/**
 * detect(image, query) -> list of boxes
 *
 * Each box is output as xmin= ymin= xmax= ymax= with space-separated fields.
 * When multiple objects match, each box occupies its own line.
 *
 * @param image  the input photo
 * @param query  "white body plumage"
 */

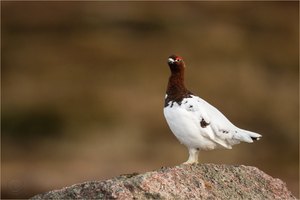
xmin=164 ymin=95 xmax=261 ymax=163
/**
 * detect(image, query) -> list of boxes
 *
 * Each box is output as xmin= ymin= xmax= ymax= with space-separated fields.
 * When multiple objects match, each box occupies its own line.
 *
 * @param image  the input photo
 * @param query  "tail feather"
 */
xmin=251 ymin=136 xmax=260 ymax=141
xmin=242 ymin=129 xmax=262 ymax=142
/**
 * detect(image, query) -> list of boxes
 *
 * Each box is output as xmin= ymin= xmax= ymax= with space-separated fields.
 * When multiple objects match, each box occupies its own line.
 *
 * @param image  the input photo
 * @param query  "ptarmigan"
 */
xmin=163 ymin=54 xmax=262 ymax=164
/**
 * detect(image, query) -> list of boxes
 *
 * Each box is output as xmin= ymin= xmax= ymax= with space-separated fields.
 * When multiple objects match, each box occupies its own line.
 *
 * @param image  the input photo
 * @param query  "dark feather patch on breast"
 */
xmin=164 ymin=92 xmax=192 ymax=107
xmin=200 ymin=118 xmax=210 ymax=128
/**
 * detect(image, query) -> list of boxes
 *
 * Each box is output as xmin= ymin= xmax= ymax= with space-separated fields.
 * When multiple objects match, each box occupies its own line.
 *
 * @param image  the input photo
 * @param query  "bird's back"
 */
xmin=195 ymin=95 xmax=261 ymax=146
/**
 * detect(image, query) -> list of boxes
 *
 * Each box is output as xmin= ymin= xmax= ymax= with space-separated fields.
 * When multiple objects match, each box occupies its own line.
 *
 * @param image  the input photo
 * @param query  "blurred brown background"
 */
xmin=1 ymin=1 xmax=299 ymax=199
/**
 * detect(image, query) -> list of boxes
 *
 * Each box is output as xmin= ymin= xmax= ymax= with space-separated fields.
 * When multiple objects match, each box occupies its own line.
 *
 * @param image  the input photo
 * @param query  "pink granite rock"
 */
xmin=31 ymin=164 xmax=296 ymax=199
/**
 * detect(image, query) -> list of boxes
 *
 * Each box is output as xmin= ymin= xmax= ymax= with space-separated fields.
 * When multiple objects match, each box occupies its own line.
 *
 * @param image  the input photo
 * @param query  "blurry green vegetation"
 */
xmin=1 ymin=1 xmax=299 ymax=199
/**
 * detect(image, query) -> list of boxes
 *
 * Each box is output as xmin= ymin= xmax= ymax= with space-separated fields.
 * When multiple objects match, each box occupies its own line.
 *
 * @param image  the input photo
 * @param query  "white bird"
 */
xmin=163 ymin=55 xmax=262 ymax=164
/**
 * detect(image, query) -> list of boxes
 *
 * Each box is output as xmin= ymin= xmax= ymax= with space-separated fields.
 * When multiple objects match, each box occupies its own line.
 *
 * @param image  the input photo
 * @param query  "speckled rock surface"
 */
xmin=31 ymin=164 xmax=296 ymax=199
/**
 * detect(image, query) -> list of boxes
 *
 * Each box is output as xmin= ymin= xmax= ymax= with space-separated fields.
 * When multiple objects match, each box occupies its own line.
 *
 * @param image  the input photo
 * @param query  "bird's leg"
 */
xmin=183 ymin=148 xmax=199 ymax=164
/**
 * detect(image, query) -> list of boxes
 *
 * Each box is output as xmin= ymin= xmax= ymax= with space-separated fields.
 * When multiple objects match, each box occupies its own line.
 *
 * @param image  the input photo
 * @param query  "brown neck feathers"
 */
xmin=165 ymin=70 xmax=192 ymax=107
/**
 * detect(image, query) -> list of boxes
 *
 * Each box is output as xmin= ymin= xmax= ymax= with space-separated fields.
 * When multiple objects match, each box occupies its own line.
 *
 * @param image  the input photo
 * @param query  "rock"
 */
xmin=31 ymin=164 xmax=296 ymax=199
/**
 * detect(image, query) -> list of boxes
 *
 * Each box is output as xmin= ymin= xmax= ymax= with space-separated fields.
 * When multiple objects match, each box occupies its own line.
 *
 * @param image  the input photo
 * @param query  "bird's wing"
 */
xmin=183 ymin=95 xmax=261 ymax=148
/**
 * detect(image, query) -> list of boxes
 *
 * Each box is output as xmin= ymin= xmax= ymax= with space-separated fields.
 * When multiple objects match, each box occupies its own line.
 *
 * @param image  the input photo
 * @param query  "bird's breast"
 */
xmin=164 ymin=103 xmax=207 ymax=146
